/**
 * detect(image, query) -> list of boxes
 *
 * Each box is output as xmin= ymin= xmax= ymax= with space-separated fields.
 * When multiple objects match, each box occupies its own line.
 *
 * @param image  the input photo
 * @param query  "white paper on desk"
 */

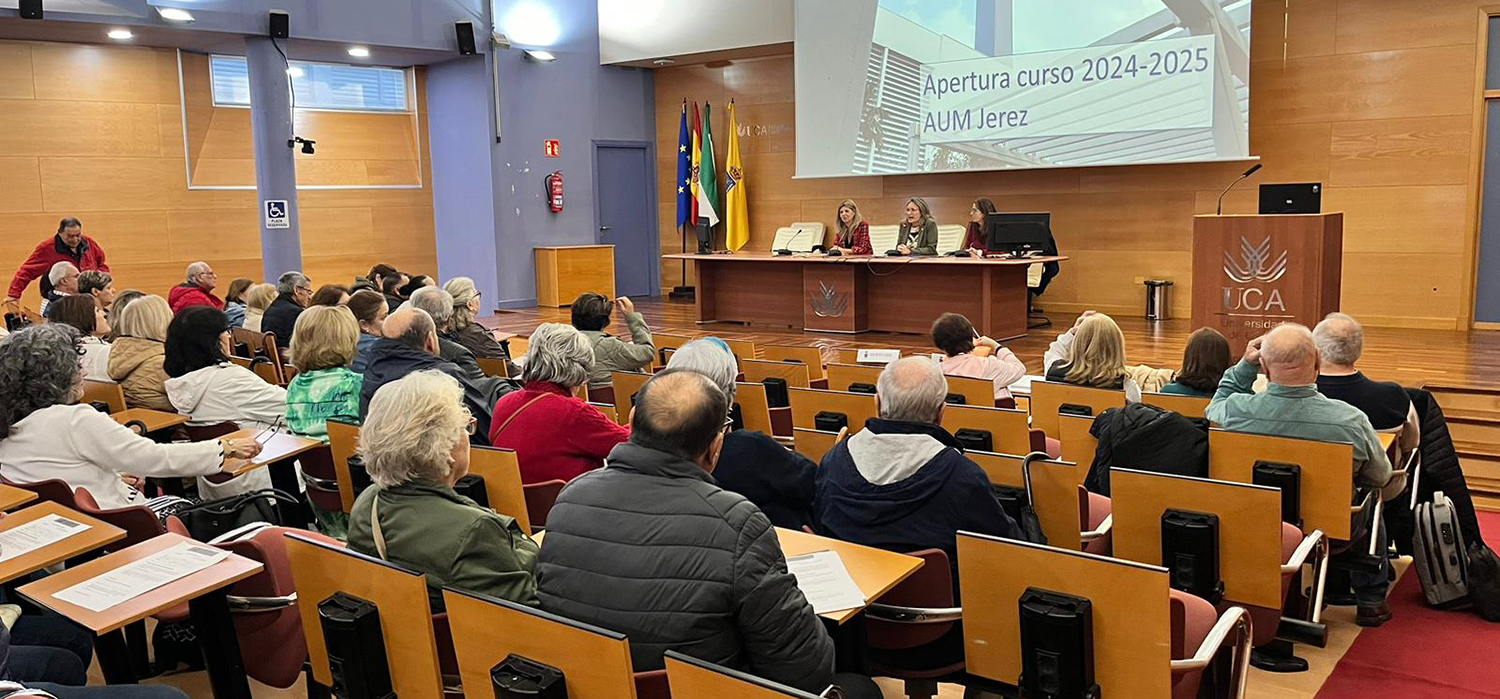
xmin=54 ymin=543 xmax=228 ymax=613
xmin=1009 ymin=374 xmax=1043 ymax=396
xmin=856 ymin=348 xmax=900 ymax=365
xmin=786 ymin=550 xmax=865 ymax=615
xmin=0 ymin=514 xmax=90 ymax=563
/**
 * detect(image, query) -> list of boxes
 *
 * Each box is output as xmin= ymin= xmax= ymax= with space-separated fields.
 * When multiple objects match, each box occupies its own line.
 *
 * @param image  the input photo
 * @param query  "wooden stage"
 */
xmin=484 ymin=296 xmax=1500 ymax=391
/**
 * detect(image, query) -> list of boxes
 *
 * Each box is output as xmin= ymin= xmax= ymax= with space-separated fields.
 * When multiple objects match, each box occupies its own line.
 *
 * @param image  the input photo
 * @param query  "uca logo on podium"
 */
xmin=810 ymin=281 xmax=849 ymax=318
xmin=1222 ymin=236 xmax=1289 ymax=314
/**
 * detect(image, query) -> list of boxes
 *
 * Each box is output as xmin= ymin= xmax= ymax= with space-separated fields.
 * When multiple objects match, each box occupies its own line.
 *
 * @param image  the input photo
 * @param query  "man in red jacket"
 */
xmin=167 ymin=261 xmax=224 ymax=314
xmin=4 ymin=218 xmax=109 ymax=307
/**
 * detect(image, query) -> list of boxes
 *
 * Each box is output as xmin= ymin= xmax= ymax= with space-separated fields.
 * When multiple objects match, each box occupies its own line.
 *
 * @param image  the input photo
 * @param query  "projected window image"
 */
xmin=796 ymin=0 xmax=1251 ymax=177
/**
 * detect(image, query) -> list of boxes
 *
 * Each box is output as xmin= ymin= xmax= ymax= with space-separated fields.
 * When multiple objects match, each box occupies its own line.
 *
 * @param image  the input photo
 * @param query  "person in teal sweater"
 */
xmin=1206 ymin=324 xmax=1396 ymax=627
xmin=1157 ymin=327 xmax=1232 ymax=397
xmin=285 ymin=306 xmax=364 ymax=538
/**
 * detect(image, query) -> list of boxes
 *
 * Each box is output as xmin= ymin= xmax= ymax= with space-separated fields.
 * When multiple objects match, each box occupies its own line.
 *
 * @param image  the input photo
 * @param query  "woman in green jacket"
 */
xmin=895 ymin=197 xmax=939 ymax=256
xmin=285 ymin=305 xmax=364 ymax=538
xmin=347 ymin=369 xmax=539 ymax=611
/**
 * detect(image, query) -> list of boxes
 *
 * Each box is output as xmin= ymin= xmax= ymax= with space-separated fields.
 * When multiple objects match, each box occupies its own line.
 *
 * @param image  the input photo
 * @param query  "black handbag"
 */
xmin=173 ymin=488 xmax=298 ymax=541
xmin=1017 ymin=452 xmax=1049 ymax=545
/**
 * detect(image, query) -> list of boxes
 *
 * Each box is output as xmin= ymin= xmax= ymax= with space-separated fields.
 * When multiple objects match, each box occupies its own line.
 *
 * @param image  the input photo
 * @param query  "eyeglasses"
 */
xmin=465 ymin=416 xmax=478 ymax=435
xmin=722 ymin=414 xmax=735 ymax=435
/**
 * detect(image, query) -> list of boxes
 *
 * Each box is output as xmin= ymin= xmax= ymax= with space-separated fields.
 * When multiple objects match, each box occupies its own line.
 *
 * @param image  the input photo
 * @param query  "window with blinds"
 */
xmin=209 ymin=55 xmax=411 ymax=112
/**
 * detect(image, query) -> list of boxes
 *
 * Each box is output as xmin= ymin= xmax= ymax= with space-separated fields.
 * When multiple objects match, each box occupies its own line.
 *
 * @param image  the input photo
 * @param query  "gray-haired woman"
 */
xmin=487 ymin=323 xmax=629 ymax=483
xmin=347 ymin=370 xmax=538 ymax=612
xmin=0 ymin=324 xmax=262 ymax=509
xmin=666 ymin=338 xmax=819 ymax=530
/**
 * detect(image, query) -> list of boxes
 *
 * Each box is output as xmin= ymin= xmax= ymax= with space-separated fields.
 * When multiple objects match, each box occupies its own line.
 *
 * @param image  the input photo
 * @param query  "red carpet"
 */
xmin=1315 ymin=511 xmax=1500 ymax=698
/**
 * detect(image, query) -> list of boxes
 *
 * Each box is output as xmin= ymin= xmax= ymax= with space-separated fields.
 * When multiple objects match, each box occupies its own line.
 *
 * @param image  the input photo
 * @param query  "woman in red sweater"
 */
xmin=961 ymin=197 xmax=998 ymax=255
xmin=829 ymin=200 xmax=872 ymax=255
xmin=489 ymin=322 xmax=629 ymax=483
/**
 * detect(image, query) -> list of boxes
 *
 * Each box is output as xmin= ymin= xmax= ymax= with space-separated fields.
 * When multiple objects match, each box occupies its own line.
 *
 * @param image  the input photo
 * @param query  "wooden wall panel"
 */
xmin=0 ymin=40 xmax=436 ymax=309
xmin=655 ymin=0 xmax=1492 ymax=328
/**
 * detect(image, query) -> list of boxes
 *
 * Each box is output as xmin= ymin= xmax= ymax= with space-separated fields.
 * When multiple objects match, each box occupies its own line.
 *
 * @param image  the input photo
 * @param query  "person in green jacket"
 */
xmin=285 ymin=305 xmax=365 ymax=539
xmin=1157 ymin=327 xmax=1232 ymax=397
xmin=347 ymin=369 xmax=539 ymax=611
xmin=572 ymin=292 xmax=656 ymax=388
xmin=895 ymin=197 xmax=939 ymax=256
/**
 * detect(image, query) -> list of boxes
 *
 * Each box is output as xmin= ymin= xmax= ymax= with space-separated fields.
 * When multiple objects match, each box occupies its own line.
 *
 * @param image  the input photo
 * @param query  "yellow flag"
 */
xmin=724 ymin=101 xmax=749 ymax=252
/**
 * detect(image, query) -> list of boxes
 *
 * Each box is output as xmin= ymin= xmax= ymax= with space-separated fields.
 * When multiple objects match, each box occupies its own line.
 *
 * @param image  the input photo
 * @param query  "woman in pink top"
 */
xmin=931 ymin=312 xmax=1027 ymax=403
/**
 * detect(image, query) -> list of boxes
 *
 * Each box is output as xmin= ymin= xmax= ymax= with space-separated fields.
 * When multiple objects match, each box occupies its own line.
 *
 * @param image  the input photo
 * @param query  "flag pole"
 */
xmin=670 ymin=98 xmax=695 ymax=301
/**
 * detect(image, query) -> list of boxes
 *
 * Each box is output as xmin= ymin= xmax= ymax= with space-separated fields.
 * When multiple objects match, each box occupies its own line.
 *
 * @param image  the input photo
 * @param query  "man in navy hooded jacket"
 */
xmin=815 ymin=356 xmax=1021 ymax=592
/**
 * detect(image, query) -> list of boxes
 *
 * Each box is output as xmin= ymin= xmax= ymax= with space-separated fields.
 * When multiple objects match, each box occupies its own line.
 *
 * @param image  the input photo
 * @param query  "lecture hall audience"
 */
xmin=815 ymin=356 xmax=1021 ymax=585
xmin=104 ymin=289 xmax=145 ymax=342
xmin=1045 ymin=311 xmax=1155 ymax=401
xmin=489 ymin=323 xmax=628 ymax=483
xmin=347 ymin=288 xmax=389 ymax=373
xmin=1207 ymin=324 xmax=1397 ymax=627
xmin=1158 ymin=327 xmax=1232 ymax=397
xmin=347 ymin=370 xmax=539 ymax=611
xmin=0 ymin=324 xmax=262 ymax=510
xmin=571 ymin=292 xmax=655 ymax=388
xmin=380 ymin=272 xmax=408 ymax=311
xmin=162 ymin=306 xmax=283 ymax=497
xmin=410 ymin=286 xmax=489 ymax=381
xmin=667 ymin=339 xmax=819 ymax=530
xmin=45 ymin=295 xmax=112 ymax=383
xmin=353 ymin=263 xmax=398 ymax=294
xmin=76 ymin=270 xmax=115 ymax=312
xmin=106 ymin=294 xmax=175 ymax=411
xmin=537 ymin=370 xmax=879 ymax=699
xmin=931 ymin=311 xmax=1026 ymax=402
xmin=359 ymin=307 xmax=501 ymax=442
xmin=4 ymin=217 xmax=108 ymax=310
xmin=166 ymin=261 xmax=224 ymax=314
xmin=222 ymin=277 xmax=253 ymax=328
xmin=262 ymin=271 xmax=313 ymax=347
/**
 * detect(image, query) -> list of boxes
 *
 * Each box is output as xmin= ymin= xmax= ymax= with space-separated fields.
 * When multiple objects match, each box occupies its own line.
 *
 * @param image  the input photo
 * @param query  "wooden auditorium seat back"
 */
xmin=467 ymin=446 xmax=533 ymax=536
xmin=1029 ymin=381 xmax=1126 ymax=438
xmin=609 ymin=371 xmax=653 ymax=425
xmin=761 ymin=345 xmax=826 ymax=380
xmin=665 ymin=651 xmax=819 ymax=699
xmin=943 ymin=373 xmax=997 ymax=408
xmin=966 ymin=451 xmax=1084 ymax=551
xmin=80 ymin=380 xmax=126 ymax=414
xmin=939 ymin=404 xmax=1031 ymax=456
xmin=720 ymin=338 xmax=757 ymax=367
xmin=788 ymin=388 xmax=878 ymax=434
xmin=1141 ymin=392 xmax=1211 ymax=420
xmin=325 ymin=418 xmax=362 ymax=513
xmin=833 ymin=348 xmax=901 ymax=366
xmin=825 ymin=363 xmax=883 ymax=393
xmin=741 ymin=358 xmax=811 ymax=389
xmin=651 ymin=332 xmax=694 ymax=368
xmin=734 ymin=382 xmax=774 ymax=434
xmin=1207 ymin=430 xmax=1355 ymax=540
xmin=791 ymin=427 xmax=843 ymax=464
xmin=1057 ymin=413 xmax=1098 ymax=481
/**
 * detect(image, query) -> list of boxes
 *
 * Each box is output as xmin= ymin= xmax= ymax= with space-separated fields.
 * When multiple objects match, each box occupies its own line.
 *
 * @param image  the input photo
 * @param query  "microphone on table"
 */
xmin=1216 ymin=163 xmax=1263 ymax=215
xmin=774 ymin=228 xmax=806 ymax=256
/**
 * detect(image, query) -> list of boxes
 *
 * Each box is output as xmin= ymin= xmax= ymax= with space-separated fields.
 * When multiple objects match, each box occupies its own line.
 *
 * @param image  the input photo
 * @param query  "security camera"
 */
xmin=287 ymin=136 xmax=316 ymax=155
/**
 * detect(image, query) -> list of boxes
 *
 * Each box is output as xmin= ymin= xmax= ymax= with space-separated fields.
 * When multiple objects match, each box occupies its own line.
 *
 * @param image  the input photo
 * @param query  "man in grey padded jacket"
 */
xmin=536 ymin=370 xmax=847 ymax=694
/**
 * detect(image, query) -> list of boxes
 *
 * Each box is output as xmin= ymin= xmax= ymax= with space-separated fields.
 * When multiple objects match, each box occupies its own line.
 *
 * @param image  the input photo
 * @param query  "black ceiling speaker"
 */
xmin=455 ymin=21 xmax=477 ymax=56
xmin=20 ymin=0 xmax=43 ymax=20
xmin=269 ymin=10 xmax=289 ymax=39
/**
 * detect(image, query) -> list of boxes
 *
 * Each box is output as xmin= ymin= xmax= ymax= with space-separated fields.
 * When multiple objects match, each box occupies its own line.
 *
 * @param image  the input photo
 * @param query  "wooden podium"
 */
xmin=1191 ymin=213 xmax=1342 ymax=351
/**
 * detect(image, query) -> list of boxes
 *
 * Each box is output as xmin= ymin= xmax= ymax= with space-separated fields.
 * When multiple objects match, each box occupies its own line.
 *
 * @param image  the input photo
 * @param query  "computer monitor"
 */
xmin=986 ymin=213 xmax=1052 ymax=256
xmin=1258 ymin=183 xmax=1321 ymax=214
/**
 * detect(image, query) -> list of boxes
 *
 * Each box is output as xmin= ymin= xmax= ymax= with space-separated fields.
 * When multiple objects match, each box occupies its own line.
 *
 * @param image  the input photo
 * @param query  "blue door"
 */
xmin=594 ymin=143 xmax=657 ymax=298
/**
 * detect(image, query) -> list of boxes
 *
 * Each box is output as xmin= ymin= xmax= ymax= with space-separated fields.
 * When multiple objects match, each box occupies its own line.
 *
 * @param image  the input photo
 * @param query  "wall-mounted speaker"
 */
xmin=19 ymin=0 xmax=43 ymax=19
xmin=269 ymin=10 xmax=289 ymax=39
xmin=455 ymin=21 xmax=477 ymax=56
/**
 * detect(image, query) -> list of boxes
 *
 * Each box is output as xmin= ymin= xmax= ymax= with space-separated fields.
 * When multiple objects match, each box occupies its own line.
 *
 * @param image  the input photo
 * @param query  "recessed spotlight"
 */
xmin=347 ymin=47 xmax=370 ymax=58
xmin=156 ymin=7 xmax=194 ymax=22
xmin=652 ymin=59 xmax=675 ymax=66
xmin=523 ymin=49 xmax=556 ymax=63
xmin=107 ymin=29 xmax=133 ymax=40
xmin=286 ymin=67 xmax=305 ymax=78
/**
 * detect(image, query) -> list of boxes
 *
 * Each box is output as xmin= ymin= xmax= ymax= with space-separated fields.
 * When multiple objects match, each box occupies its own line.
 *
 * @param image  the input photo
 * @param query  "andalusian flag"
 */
xmin=724 ymin=100 xmax=749 ymax=251
xmin=696 ymin=103 xmax=721 ymax=227
xmin=675 ymin=102 xmax=692 ymax=227
xmin=689 ymin=102 xmax=703 ymax=224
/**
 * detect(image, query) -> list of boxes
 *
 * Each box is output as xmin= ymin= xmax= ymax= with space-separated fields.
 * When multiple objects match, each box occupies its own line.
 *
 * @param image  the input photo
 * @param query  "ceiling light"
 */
xmin=107 ymin=29 xmax=133 ymax=40
xmin=523 ymin=49 xmax=556 ymax=63
xmin=286 ymin=67 xmax=304 ymax=78
xmin=156 ymin=7 xmax=194 ymax=22
xmin=347 ymin=46 xmax=370 ymax=58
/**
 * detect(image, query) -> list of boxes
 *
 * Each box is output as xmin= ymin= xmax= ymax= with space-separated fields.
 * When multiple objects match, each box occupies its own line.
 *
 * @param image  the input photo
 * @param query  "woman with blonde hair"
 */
xmin=107 ymin=294 xmax=176 ymax=411
xmin=829 ymin=200 xmax=872 ymax=255
xmin=241 ymin=283 xmax=277 ymax=332
xmin=285 ymin=306 xmax=363 ymax=442
xmin=1043 ymin=312 xmax=1142 ymax=402
xmin=895 ymin=197 xmax=939 ymax=256
xmin=442 ymin=276 xmax=515 ymax=365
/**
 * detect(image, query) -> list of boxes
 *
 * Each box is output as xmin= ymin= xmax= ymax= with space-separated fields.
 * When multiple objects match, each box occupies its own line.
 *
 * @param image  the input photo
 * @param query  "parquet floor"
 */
xmin=483 ymin=297 xmax=1500 ymax=391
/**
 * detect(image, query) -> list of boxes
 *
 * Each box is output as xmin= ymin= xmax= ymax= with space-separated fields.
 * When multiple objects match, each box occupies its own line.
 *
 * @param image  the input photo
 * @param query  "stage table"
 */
xmin=665 ymin=252 xmax=1066 ymax=339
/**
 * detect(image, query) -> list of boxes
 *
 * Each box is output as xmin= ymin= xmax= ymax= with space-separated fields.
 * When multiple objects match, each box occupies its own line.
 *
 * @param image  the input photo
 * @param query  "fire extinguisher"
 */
xmin=545 ymin=171 xmax=564 ymax=213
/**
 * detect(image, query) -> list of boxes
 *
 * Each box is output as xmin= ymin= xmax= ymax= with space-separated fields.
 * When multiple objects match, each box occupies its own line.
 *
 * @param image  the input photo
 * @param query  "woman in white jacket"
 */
xmin=0 ymin=324 xmax=263 ymax=509
xmin=164 ymin=306 xmax=286 ymax=497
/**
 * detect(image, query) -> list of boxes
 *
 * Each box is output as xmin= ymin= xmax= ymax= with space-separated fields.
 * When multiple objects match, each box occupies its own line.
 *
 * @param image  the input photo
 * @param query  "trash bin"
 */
xmin=1144 ymin=279 xmax=1173 ymax=321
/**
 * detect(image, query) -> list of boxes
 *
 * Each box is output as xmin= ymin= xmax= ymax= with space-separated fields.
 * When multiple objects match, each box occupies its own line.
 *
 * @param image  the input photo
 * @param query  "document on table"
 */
xmin=1010 ymin=374 xmax=1044 ymax=395
xmin=0 ymin=514 xmax=90 ymax=563
xmin=54 ymin=543 xmax=228 ymax=613
xmin=786 ymin=550 xmax=865 ymax=615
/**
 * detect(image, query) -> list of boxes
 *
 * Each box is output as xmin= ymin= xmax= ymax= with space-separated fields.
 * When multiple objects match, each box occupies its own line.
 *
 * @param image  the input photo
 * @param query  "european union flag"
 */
xmin=675 ymin=101 xmax=692 ymax=227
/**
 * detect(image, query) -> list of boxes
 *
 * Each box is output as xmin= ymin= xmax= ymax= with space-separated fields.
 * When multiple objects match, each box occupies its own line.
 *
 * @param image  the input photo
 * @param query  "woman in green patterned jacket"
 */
xmin=285 ymin=305 xmax=364 ymax=538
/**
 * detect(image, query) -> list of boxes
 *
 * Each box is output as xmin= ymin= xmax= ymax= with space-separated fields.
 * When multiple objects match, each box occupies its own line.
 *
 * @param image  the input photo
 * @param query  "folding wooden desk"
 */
xmin=0 ymin=484 xmax=37 ymax=512
xmin=774 ymin=527 xmax=923 ymax=625
xmin=0 ymin=501 xmax=123 ymax=583
xmin=110 ymin=408 xmax=189 ymax=434
xmin=222 ymin=428 xmax=323 ymax=527
xmin=19 ymin=533 xmax=261 ymax=698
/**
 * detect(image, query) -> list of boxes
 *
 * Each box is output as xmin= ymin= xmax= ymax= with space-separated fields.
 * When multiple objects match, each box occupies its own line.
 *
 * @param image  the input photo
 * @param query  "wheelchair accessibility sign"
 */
xmin=264 ymin=200 xmax=289 ymax=229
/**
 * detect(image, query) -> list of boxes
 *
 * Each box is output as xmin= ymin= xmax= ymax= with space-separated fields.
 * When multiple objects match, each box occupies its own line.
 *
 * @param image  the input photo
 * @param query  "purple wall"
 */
xmin=427 ymin=0 xmax=656 ymax=307
xmin=427 ymin=55 xmax=502 ymax=304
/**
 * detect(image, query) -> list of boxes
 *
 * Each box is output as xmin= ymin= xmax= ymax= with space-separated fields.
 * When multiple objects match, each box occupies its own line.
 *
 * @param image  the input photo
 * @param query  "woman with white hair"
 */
xmin=442 ymin=277 xmax=517 ymax=368
xmin=347 ymin=370 xmax=538 ymax=611
xmin=667 ymin=338 xmax=819 ymax=530
xmin=488 ymin=322 xmax=629 ymax=483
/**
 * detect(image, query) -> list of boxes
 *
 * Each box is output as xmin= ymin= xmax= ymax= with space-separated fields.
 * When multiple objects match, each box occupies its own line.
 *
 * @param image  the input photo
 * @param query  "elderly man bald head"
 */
xmin=383 ymin=307 xmax=439 ymax=354
xmin=1206 ymin=321 xmax=1398 ymax=627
